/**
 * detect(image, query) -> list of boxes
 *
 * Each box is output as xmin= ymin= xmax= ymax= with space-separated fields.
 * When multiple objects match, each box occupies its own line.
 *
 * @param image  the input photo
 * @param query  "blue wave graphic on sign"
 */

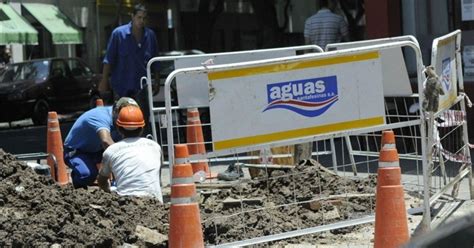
xmin=263 ymin=76 xmax=339 ymax=117
xmin=442 ymin=58 xmax=451 ymax=91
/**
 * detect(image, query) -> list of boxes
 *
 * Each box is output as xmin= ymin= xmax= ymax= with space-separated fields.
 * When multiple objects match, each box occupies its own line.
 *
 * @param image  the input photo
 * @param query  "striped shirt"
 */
xmin=304 ymin=9 xmax=349 ymax=49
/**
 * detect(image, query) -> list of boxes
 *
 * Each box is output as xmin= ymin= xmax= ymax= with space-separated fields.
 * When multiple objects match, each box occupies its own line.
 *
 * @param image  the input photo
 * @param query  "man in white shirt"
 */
xmin=98 ymin=105 xmax=163 ymax=203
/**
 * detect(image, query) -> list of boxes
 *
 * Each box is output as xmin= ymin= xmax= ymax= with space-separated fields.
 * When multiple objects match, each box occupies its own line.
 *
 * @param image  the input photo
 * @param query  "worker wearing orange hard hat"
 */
xmin=98 ymin=105 xmax=163 ymax=202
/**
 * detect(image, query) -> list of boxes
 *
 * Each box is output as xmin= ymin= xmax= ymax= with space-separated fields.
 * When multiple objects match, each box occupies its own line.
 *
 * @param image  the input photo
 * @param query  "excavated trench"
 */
xmin=0 ymin=149 xmax=377 ymax=246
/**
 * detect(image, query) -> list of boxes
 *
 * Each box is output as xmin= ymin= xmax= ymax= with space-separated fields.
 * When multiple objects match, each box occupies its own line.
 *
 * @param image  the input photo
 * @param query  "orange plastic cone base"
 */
xmin=190 ymin=160 xmax=210 ymax=175
xmin=46 ymin=112 xmax=69 ymax=185
xmin=169 ymin=203 xmax=204 ymax=248
xmin=191 ymin=162 xmax=209 ymax=174
xmin=374 ymin=185 xmax=409 ymax=248
xmin=191 ymin=162 xmax=217 ymax=179
xmin=206 ymin=172 xmax=218 ymax=179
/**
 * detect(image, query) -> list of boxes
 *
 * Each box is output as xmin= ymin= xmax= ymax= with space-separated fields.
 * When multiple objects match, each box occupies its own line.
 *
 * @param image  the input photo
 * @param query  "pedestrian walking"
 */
xmin=99 ymin=3 xmax=160 ymax=133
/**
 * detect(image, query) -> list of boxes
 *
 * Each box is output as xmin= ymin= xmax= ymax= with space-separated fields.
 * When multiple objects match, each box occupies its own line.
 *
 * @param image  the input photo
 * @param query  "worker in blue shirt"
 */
xmin=63 ymin=97 xmax=139 ymax=188
xmin=99 ymin=3 xmax=159 ymax=133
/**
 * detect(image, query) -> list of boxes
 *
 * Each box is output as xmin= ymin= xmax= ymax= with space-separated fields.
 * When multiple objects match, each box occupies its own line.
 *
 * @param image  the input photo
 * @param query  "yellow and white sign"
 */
xmin=208 ymin=51 xmax=386 ymax=151
xmin=431 ymin=33 xmax=459 ymax=111
xmin=175 ymin=49 xmax=299 ymax=107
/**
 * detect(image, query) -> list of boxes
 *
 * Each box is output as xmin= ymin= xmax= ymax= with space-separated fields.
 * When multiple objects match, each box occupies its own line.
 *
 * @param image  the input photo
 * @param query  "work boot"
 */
xmin=217 ymin=163 xmax=244 ymax=181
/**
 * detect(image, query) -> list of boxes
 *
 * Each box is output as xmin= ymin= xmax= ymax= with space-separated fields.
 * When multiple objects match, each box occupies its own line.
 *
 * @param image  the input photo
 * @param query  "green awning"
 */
xmin=0 ymin=3 xmax=38 ymax=45
xmin=22 ymin=3 xmax=82 ymax=44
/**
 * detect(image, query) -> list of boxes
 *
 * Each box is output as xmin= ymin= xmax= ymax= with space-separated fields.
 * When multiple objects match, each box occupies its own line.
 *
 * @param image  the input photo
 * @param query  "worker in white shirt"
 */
xmin=98 ymin=105 xmax=163 ymax=203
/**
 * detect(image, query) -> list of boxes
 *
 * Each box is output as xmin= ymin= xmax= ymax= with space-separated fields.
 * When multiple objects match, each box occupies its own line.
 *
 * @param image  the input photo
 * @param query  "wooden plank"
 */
xmin=242 ymin=163 xmax=295 ymax=169
xmin=271 ymin=146 xmax=295 ymax=165
xmin=248 ymin=146 xmax=295 ymax=178
xmin=195 ymin=182 xmax=236 ymax=189
xmin=306 ymin=193 xmax=375 ymax=211
xmin=199 ymin=190 xmax=221 ymax=196
xmin=222 ymin=197 xmax=264 ymax=207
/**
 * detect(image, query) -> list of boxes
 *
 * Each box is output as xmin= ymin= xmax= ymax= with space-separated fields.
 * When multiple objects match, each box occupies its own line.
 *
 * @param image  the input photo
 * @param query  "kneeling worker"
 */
xmin=64 ymin=97 xmax=139 ymax=188
xmin=98 ymin=105 xmax=163 ymax=202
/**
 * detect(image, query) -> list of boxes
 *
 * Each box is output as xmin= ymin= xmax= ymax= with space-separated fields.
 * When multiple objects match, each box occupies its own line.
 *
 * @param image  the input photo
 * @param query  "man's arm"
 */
xmin=100 ymin=30 xmax=118 ymax=96
xmin=99 ymin=64 xmax=111 ymax=94
xmin=97 ymin=174 xmax=111 ymax=192
xmin=98 ymin=149 xmax=113 ymax=193
xmin=97 ymin=129 xmax=115 ymax=150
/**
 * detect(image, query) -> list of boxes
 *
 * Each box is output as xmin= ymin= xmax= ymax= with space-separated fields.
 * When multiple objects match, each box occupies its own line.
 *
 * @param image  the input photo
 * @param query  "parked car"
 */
xmin=0 ymin=57 xmax=104 ymax=125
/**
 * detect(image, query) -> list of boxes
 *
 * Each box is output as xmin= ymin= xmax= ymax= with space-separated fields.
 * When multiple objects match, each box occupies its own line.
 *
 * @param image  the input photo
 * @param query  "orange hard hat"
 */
xmin=116 ymin=105 xmax=145 ymax=130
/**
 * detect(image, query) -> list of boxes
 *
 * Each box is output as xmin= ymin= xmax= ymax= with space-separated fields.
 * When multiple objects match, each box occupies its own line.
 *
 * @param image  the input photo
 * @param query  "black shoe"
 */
xmin=217 ymin=163 xmax=244 ymax=181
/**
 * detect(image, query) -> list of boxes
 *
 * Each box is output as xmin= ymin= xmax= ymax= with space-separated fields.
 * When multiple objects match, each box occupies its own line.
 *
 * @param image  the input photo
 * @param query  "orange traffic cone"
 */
xmin=186 ymin=108 xmax=216 ymax=179
xmin=374 ymin=130 xmax=409 ymax=248
xmin=46 ymin=112 xmax=69 ymax=185
xmin=168 ymin=144 xmax=204 ymax=248
xmin=95 ymin=98 xmax=104 ymax=107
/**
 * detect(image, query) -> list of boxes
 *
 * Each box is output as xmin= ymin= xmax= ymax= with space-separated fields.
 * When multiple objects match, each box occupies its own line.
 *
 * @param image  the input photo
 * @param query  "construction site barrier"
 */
xmin=145 ymin=32 xmax=471 ymax=246
xmin=155 ymin=40 xmax=424 ymax=247
xmin=145 ymin=45 xmax=323 ymax=146
xmin=159 ymin=40 xmax=424 ymax=169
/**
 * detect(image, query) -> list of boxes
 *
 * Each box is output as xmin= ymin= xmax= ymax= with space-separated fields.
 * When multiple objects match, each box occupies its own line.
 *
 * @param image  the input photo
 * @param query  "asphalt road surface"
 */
xmin=0 ymin=116 xmax=76 ymax=155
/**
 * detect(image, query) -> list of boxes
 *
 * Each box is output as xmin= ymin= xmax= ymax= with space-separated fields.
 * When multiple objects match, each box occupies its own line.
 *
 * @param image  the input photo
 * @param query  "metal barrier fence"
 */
xmin=145 ymin=45 xmax=323 ymax=161
xmin=144 ymin=32 xmax=472 ymax=245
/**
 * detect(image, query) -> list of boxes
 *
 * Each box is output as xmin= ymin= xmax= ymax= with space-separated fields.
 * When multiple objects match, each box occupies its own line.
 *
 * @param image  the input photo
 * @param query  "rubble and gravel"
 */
xmin=201 ymin=159 xmax=378 ymax=245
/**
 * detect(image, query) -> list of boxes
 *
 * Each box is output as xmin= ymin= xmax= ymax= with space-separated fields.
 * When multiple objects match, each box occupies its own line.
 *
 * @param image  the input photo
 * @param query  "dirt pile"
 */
xmin=201 ymin=160 xmax=377 ymax=245
xmin=1 ymin=149 xmax=377 ymax=246
xmin=0 ymin=149 xmax=168 ymax=247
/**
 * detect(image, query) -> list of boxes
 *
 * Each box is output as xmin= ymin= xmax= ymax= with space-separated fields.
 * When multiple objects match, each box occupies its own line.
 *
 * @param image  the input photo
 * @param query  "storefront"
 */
xmin=1 ymin=1 xmax=83 ymax=63
xmin=22 ymin=3 xmax=83 ymax=58
xmin=0 ymin=3 xmax=38 ymax=45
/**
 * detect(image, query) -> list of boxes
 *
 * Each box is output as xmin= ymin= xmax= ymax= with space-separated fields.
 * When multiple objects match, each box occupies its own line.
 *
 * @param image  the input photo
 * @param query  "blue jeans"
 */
xmin=64 ymin=149 xmax=103 ymax=188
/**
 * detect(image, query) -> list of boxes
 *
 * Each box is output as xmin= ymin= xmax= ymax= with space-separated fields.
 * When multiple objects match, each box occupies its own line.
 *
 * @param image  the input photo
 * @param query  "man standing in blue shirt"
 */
xmin=64 ymin=97 xmax=139 ymax=188
xmin=99 ymin=4 xmax=159 ymax=131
